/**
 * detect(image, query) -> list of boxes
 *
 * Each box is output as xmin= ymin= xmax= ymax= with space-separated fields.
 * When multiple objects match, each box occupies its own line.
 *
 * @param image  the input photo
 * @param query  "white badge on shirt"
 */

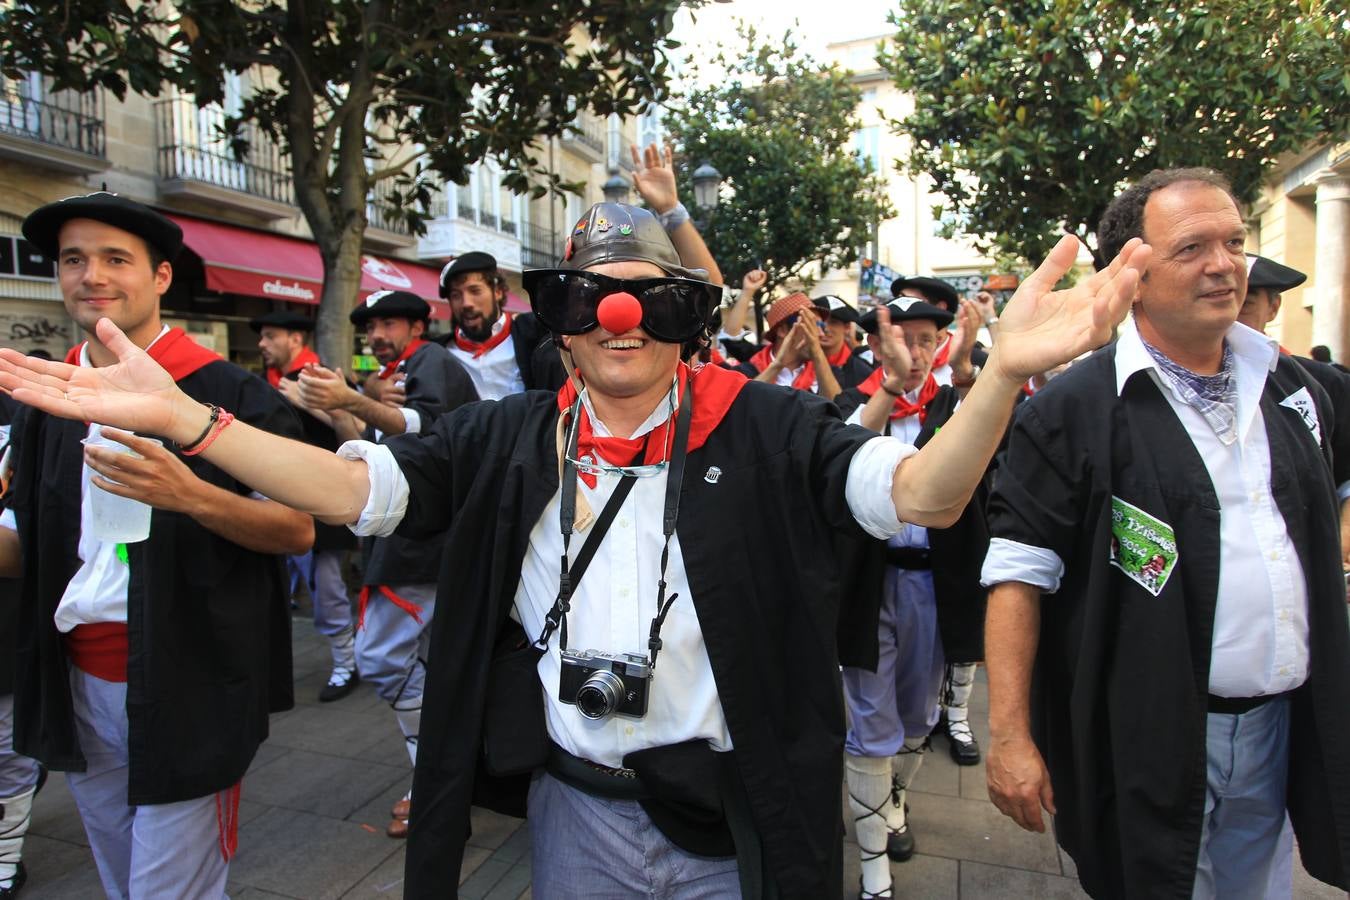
xmin=1278 ymin=386 xmax=1322 ymax=446
xmin=1109 ymin=496 xmax=1179 ymax=597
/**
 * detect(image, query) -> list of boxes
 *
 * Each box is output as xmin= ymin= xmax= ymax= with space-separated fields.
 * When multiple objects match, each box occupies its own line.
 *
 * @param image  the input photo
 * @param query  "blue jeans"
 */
xmin=528 ymin=772 xmax=740 ymax=898
xmin=1192 ymin=695 xmax=1291 ymax=900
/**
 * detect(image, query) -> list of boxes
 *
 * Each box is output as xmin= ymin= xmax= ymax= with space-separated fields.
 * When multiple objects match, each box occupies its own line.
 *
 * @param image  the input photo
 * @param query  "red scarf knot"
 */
xmin=377 ymin=339 xmax=427 ymax=380
xmin=858 ymin=367 xmax=939 ymax=422
xmin=454 ymin=313 xmax=513 ymax=358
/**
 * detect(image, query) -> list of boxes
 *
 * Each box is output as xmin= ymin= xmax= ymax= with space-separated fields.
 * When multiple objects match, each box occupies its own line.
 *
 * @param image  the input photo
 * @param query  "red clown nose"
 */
xmin=597 ymin=291 xmax=643 ymax=334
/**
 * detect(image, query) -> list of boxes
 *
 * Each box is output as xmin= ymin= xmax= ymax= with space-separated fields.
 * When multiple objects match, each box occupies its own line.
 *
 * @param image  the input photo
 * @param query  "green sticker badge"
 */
xmin=1109 ymin=497 xmax=1178 ymax=597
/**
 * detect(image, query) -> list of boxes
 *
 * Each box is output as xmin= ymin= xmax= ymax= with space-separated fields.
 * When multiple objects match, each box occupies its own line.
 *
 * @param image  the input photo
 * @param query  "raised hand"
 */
xmin=630 ymin=142 xmax=680 ymax=214
xmin=741 ymin=268 xmax=767 ymax=295
xmin=987 ymin=236 xmax=1150 ymax=384
xmin=868 ymin=306 xmax=913 ymax=380
xmin=947 ymin=299 xmax=982 ymax=369
xmin=86 ymin=428 xmax=208 ymax=513
xmin=297 ymin=364 xmax=357 ymax=412
xmin=0 ymin=318 xmax=193 ymax=440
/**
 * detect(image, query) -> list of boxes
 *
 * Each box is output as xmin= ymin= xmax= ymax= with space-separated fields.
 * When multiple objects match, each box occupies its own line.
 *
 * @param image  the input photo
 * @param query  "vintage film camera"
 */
xmin=558 ymin=649 xmax=652 ymax=720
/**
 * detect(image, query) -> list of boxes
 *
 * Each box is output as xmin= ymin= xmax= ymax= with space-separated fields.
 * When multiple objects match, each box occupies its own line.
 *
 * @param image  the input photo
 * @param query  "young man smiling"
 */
xmin=0 ymin=201 xmax=1149 ymax=899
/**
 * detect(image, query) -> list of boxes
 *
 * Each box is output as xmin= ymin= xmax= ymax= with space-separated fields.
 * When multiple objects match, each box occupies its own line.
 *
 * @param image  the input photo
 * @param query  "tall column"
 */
xmin=1310 ymin=171 xmax=1350 ymax=363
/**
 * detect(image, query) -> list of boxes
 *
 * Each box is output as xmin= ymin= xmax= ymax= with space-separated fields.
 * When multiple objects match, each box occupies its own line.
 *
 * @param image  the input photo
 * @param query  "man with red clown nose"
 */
xmin=0 ymin=200 xmax=1150 ymax=899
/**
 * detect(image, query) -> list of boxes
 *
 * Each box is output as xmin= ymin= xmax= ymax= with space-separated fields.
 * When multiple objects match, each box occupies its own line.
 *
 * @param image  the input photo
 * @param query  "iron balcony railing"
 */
xmin=366 ymin=178 xmax=412 ymax=235
xmin=522 ymin=223 xmax=561 ymax=269
xmin=155 ymin=97 xmax=293 ymax=206
xmin=563 ymin=111 xmax=605 ymax=156
xmin=0 ymin=74 xmax=105 ymax=158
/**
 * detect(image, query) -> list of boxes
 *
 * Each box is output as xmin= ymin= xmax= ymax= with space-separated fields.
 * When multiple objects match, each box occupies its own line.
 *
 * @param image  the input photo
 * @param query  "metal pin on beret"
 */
xmin=560 ymin=202 xmax=706 ymax=280
xmin=1245 ymin=254 xmax=1307 ymax=292
xmin=350 ymin=289 xmax=431 ymax=326
xmin=438 ymin=251 xmax=499 ymax=298
xmin=22 ymin=191 xmax=183 ymax=263
xmin=249 ymin=311 xmax=315 ymax=333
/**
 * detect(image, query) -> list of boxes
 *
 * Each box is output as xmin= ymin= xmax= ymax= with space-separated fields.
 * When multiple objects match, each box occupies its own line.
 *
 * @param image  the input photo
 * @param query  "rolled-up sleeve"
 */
xmin=845 ymin=436 xmax=918 ymax=539
xmin=980 ymin=537 xmax=1064 ymax=592
xmin=337 ymin=440 xmax=409 ymax=537
xmin=400 ymin=407 xmax=423 ymax=436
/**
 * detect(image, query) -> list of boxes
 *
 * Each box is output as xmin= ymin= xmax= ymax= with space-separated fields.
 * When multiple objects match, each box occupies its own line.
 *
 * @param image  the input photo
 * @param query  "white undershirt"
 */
xmin=344 ymin=387 xmax=916 ymax=766
xmin=981 ymin=319 xmax=1309 ymax=697
xmin=446 ymin=314 xmax=526 ymax=401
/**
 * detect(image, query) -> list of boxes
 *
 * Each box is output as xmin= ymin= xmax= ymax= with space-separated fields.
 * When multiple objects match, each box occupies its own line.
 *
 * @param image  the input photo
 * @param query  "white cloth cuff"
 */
xmin=0 ymin=507 xmax=15 ymax=531
xmin=1338 ymin=481 xmax=1350 ymax=503
xmin=980 ymin=537 xmax=1064 ymax=592
xmin=336 ymin=441 xmax=410 ymax=537
xmin=845 ymin=436 xmax=918 ymax=539
xmin=400 ymin=407 xmax=422 ymax=435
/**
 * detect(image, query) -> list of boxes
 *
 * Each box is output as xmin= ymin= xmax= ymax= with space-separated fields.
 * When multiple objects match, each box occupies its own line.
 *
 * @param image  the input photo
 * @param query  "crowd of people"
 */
xmin=0 ymin=146 xmax=1346 ymax=900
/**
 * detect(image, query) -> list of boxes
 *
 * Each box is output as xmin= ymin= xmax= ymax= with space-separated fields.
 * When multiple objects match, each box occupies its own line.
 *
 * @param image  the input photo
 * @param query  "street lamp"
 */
xmin=602 ymin=168 xmax=630 ymax=204
xmin=691 ymin=161 xmax=722 ymax=214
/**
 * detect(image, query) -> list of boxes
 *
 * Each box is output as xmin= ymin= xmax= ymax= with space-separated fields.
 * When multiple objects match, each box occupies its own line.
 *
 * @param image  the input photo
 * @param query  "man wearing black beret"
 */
xmin=248 ymin=311 xmax=362 ymax=703
xmin=295 ymin=287 xmax=478 ymax=837
xmin=891 ymin=275 xmax=965 ymax=386
xmin=1 ymin=192 xmax=311 ymax=897
xmin=439 ymin=252 xmax=562 ymax=398
xmin=812 ymin=295 xmax=877 ymax=391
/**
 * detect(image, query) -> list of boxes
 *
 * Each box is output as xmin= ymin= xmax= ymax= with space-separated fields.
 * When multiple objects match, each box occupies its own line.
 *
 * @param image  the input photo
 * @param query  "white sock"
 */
xmin=890 ymin=736 xmax=928 ymax=833
xmin=846 ymin=754 xmax=893 ymax=896
xmin=0 ymin=787 xmax=35 ymax=888
xmin=393 ymin=702 xmax=421 ymax=767
xmin=329 ymin=625 xmax=357 ymax=672
xmin=945 ymin=663 xmax=978 ymax=745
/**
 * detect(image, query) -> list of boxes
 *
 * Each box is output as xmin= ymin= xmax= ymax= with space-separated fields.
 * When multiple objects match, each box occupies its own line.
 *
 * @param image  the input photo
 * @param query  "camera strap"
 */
xmin=534 ymin=380 xmax=694 ymax=665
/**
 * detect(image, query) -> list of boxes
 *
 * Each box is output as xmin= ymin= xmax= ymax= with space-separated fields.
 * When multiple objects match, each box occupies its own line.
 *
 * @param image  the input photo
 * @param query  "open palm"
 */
xmin=0 ymin=318 xmax=184 ymax=436
xmin=991 ymin=235 xmax=1150 ymax=382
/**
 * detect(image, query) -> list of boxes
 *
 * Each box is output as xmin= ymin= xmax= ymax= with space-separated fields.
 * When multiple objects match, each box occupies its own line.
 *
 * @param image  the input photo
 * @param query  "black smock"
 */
xmin=8 ymin=359 xmax=304 ymax=805
xmin=986 ymin=345 xmax=1350 ymax=898
xmin=360 ymin=341 xmax=478 ymax=586
xmin=835 ymin=384 xmax=990 ymax=663
xmin=384 ymin=379 xmax=883 ymax=900
xmin=0 ymin=392 xmax=18 ymax=698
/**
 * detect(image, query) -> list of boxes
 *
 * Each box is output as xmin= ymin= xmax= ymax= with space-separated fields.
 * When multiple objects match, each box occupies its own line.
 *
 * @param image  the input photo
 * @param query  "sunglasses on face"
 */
xmin=522 ymin=269 xmax=721 ymax=343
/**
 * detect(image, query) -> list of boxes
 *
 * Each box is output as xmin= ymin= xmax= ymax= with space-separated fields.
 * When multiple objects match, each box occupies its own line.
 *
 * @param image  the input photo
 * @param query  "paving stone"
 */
xmin=350 ymin=724 xmax=414 ymax=765
xmin=492 ymin=826 xmax=532 ymax=865
xmin=483 ymin=860 xmax=532 ymax=900
xmin=13 ymin=833 xmax=98 ymax=898
xmin=230 ymin=888 xmax=302 ymax=899
xmin=459 ymin=856 xmax=512 ymax=900
xmin=243 ymin=747 xmax=407 ymax=820
xmin=960 ymin=859 xmax=1091 ymax=898
xmin=467 ymin=805 xmax=526 ymax=851
xmin=246 ymin=738 xmax=292 ymax=774
xmin=913 ymin=745 xmax=961 ymax=799
xmin=228 ymin=806 xmax=401 ymax=900
xmin=907 ymin=792 xmax=1063 ymax=874
xmin=27 ymin=775 xmax=89 ymax=847
xmin=345 ymin=777 xmax=412 ymax=832
xmin=840 ymin=843 xmax=959 ymax=900
xmin=264 ymin=704 xmax=391 ymax=756
xmin=339 ymin=845 xmax=407 ymax=898
xmin=460 ymin=845 xmax=493 ymax=884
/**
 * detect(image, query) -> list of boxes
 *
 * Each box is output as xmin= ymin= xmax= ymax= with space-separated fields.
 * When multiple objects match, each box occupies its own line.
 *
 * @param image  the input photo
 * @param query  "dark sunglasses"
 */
xmin=522 ymin=269 xmax=721 ymax=343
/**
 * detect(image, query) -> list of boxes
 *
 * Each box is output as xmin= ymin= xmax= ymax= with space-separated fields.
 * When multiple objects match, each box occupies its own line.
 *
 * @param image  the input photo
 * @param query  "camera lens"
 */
xmin=575 ymin=670 xmax=624 ymax=720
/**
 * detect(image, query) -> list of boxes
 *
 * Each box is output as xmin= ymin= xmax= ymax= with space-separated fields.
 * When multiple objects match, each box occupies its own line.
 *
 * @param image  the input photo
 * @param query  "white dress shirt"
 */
xmin=446 ymin=314 xmax=526 ymax=401
xmin=344 ymin=383 xmax=916 ymax=766
xmin=981 ymin=318 xmax=1309 ymax=697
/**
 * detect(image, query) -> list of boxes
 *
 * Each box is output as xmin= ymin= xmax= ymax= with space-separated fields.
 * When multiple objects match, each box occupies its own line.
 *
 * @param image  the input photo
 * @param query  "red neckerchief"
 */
xmin=557 ymin=362 xmax=748 ymax=488
xmin=266 ymin=346 xmax=321 ymax=387
xmin=454 ymin=313 xmax=513 ymax=358
xmin=747 ymin=344 xmax=817 ymax=391
xmin=1022 ymin=379 xmax=1037 ymax=397
xmin=66 ymin=327 xmax=221 ymax=381
xmin=377 ymin=339 xmax=427 ymax=379
xmin=827 ymin=344 xmax=852 ymax=367
xmin=857 ymin=367 xmax=939 ymax=422
xmin=931 ymin=334 xmax=952 ymax=370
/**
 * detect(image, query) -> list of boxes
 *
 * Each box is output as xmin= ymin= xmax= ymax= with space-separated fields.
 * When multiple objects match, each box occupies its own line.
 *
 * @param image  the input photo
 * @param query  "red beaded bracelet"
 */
xmin=181 ymin=409 xmax=235 ymax=456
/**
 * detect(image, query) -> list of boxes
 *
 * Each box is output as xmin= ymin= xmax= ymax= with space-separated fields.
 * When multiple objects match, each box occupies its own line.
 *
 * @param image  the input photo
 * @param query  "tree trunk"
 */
xmin=315 ymin=230 xmax=365 ymax=375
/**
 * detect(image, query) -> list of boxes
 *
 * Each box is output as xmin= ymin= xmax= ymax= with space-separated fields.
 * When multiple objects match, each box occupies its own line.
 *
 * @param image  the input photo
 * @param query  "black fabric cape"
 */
xmin=835 ymin=385 xmax=990 ymax=662
xmin=360 ymin=341 xmax=478 ymax=586
xmin=387 ymin=381 xmax=883 ymax=900
xmin=986 ymin=346 xmax=1350 ymax=898
xmin=8 ymin=360 xmax=303 ymax=805
xmin=280 ymin=370 xmax=357 ymax=553
xmin=0 ymin=392 xmax=18 ymax=698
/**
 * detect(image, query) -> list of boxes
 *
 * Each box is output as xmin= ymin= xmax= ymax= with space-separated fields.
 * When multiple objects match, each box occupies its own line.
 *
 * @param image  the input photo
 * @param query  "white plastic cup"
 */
xmin=82 ymin=426 xmax=159 ymax=544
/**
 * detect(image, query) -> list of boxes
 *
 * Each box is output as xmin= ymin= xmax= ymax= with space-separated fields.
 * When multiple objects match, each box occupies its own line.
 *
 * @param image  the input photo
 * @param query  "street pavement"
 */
xmin=17 ymin=613 xmax=1345 ymax=899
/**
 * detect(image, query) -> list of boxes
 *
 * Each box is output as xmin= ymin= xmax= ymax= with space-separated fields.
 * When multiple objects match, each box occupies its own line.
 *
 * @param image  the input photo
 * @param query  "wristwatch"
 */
xmin=952 ymin=364 xmax=981 ymax=387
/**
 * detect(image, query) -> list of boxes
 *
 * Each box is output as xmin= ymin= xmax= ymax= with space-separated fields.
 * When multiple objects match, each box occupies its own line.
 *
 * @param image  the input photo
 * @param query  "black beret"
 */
xmin=438 ymin=251 xmax=499 ymax=298
xmin=350 ymin=289 xmax=430 ymax=325
xmin=860 ymin=296 xmax=955 ymax=335
xmin=249 ymin=311 xmax=314 ymax=333
xmin=1246 ymin=254 xmax=1307 ymax=292
xmin=812 ymin=294 xmax=861 ymax=325
xmin=890 ymin=275 xmax=959 ymax=312
xmin=22 ymin=191 xmax=182 ymax=263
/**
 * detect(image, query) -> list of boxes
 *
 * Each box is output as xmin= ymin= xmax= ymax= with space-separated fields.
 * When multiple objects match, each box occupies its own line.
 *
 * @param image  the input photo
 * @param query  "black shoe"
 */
xmin=946 ymin=719 xmax=981 ymax=766
xmin=0 ymin=861 xmax=27 ymax=899
xmin=886 ymin=825 xmax=915 ymax=861
xmin=318 ymin=667 xmax=359 ymax=703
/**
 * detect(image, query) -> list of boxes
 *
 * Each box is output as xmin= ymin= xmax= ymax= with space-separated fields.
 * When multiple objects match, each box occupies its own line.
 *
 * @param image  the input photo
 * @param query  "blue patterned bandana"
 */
xmin=1141 ymin=338 xmax=1238 ymax=445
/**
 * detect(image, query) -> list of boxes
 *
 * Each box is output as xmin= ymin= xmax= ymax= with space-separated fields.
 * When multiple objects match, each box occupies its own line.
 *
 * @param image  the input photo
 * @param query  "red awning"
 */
xmin=168 ymin=214 xmax=450 ymax=319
